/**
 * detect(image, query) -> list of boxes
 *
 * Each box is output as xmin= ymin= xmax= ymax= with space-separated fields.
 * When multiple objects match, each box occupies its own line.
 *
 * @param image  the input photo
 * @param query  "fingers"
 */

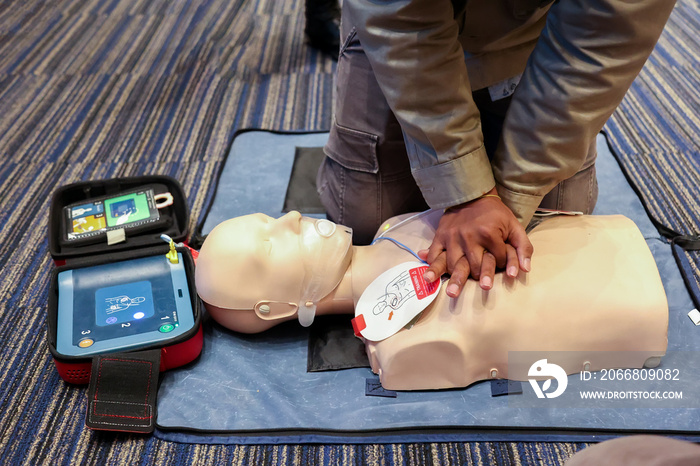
xmin=476 ymin=225 xmax=508 ymax=269
xmin=445 ymin=251 xmax=496 ymax=295
xmin=505 ymin=244 xmax=519 ymax=278
xmin=446 ymin=236 xmax=469 ymax=277
xmin=421 ymin=249 xmax=472 ymax=298
xmin=458 ymin=224 xmax=505 ymax=279
xmin=446 ymin=257 xmax=470 ymax=298
xmin=423 ymin=249 xmax=447 ymax=284
xmin=508 ymin=226 xmax=534 ymax=272
xmin=417 ymin=249 xmax=429 ymax=262
xmin=422 ymin=247 xmax=514 ymax=296
xmin=421 ymin=248 xmax=471 ymax=298
xmin=426 ymin=238 xmax=445 ymax=264
xmin=479 ymin=252 xmax=496 ymax=290
xmin=464 ymin=245 xmax=485 ymax=281
xmin=422 ymin=201 xmax=535 ymax=297
xmin=423 ymin=237 xmax=447 ymax=283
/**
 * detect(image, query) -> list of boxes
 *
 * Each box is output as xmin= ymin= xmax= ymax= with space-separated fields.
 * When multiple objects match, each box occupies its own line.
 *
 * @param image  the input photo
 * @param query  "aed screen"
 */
xmin=71 ymin=255 xmax=180 ymax=344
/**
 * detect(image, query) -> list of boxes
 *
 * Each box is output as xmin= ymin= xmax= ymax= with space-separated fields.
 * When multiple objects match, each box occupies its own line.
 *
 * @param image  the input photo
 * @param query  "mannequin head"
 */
xmin=195 ymin=211 xmax=353 ymax=332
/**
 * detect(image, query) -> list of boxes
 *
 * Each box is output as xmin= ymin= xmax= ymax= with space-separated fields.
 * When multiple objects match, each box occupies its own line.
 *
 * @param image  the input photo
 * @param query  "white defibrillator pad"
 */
xmin=352 ymin=261 xmax=441 ymax=341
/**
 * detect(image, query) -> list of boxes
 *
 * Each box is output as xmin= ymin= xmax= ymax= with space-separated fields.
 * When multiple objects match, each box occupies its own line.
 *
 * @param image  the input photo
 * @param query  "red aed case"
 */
xmin=47 ymin=176 xmax=203 ymax=433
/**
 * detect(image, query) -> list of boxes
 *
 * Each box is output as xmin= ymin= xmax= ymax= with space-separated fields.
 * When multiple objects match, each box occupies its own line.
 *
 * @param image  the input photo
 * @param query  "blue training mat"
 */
xmin=155 ymin=133 xmax=700 ymax=444
xmin=201 ymin=130 xmax=329 ymax=235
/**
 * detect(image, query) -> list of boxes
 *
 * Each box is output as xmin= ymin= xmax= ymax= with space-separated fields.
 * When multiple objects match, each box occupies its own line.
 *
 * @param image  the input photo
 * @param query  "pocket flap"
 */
xmin=325 ymin=122 xmax=379 ymax=174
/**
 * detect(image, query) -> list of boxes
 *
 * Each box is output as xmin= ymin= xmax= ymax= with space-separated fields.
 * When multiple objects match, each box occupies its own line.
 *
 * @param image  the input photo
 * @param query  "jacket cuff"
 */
xmin=496 ymin=183 xmax=543 ymax=227
xmin=413 ymin=145 xmax=495 ymax=209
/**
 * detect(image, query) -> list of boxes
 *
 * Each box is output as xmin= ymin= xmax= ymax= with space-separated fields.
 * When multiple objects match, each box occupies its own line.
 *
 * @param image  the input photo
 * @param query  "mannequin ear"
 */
xmin=254 ymin=301 xmax=299 ymax=321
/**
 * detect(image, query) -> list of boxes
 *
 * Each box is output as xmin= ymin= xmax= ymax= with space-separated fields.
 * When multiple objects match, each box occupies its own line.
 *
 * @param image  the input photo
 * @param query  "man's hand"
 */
xmin=419 ymin=189 xmax=533 ymax=297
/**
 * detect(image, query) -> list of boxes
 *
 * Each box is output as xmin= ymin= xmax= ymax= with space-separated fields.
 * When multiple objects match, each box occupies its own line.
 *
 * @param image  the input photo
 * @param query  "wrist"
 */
xmin=444 ymin=189 xmax=501 ymax=213
xmin=480 ymin=187 xmax=500 ymax=199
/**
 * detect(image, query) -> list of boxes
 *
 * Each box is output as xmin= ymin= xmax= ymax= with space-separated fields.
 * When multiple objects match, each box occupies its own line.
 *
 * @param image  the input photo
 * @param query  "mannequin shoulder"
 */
xmin=371 ymin=210 xmax=441 ymax=254
xmin=373 ymin=210 xmax=442 ymax=242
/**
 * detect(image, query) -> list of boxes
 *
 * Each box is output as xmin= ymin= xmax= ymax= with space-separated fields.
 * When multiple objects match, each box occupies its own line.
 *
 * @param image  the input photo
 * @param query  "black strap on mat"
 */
xmin=86 ymin=349 xmax=161 ymax=433
xmin=674 ymin=234 xmax=700 ymax=251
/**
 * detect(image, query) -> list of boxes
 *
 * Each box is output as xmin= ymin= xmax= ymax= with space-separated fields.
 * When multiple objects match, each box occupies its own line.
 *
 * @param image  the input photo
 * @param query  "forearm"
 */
xmin=494 ymin=0 xmax=677 ymax=225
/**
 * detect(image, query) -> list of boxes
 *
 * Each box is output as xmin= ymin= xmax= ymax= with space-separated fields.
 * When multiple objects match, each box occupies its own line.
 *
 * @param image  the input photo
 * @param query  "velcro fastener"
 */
xmin=85 ymin=349 xmax=161 ymax=433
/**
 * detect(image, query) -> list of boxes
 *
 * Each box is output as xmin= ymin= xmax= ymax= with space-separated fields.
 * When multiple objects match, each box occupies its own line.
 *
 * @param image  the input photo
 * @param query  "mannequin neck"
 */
xmin=315 ymin=246 xmax=360 ymax=315
xmin=315 ymin=241 xmax=420 ymax=315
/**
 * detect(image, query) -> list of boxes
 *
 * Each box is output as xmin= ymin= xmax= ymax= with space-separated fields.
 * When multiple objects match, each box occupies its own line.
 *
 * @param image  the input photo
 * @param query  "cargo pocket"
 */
xmin=324 ymin=121 xmax=379 ymax=174
xmin=318 ymin=121 xmax=381 ymax=237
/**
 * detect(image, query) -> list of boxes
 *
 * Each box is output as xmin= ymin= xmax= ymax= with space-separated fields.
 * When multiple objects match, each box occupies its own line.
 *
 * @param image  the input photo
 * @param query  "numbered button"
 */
xmin=159 ymin=324 xmax=175 ymax=333
xmin=78 ymin=339 xmax=94 ymax=348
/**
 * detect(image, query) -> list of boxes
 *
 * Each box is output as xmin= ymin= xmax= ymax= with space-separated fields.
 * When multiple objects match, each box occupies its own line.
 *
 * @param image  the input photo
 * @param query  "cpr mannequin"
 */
xmin=195 ymin=210 xmax=668 ymax=390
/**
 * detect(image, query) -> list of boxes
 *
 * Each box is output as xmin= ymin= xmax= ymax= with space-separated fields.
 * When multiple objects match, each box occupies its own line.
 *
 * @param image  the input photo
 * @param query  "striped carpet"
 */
xmin=603 ymin=0 xmax=700 ymax=307
xmin=0 ymin=0 xmax=692 ymax=464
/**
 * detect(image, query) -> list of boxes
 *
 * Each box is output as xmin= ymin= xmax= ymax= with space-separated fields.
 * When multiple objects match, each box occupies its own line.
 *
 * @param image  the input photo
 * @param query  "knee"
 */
xmin=539 ymin=162 xmax=598 ymax=214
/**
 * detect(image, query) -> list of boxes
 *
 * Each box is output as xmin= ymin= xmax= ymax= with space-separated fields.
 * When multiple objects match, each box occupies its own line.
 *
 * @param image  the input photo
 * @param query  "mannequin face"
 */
xmin=195 ymin=211 xmax=352 ymax=331
xmin=243 ymin=211 xmax=309 ymax=292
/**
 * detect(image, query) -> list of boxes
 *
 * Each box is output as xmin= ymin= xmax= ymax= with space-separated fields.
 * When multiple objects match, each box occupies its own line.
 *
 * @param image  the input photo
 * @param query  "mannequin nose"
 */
xmin=275 ymin=211 xmax=302 ymax=232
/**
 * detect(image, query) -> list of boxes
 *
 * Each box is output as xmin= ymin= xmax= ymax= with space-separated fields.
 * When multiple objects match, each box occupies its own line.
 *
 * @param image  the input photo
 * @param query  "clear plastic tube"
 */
xmin=297 ymin=218 xmax=352 ymax=326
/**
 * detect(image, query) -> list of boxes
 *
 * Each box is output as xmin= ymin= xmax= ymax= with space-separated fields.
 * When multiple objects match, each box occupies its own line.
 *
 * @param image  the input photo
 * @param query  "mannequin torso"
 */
xmin=196 ymin=211 xmax=668 ymax=390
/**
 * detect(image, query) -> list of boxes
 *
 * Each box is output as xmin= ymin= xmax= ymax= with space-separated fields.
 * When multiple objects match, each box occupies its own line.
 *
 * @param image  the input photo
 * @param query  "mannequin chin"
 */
xmin=195 ymin=210 xmax=668 ymax=390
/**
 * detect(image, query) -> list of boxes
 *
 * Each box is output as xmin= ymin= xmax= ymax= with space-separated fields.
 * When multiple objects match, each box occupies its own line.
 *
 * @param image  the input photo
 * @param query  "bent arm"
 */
xmin=345 ymin=0 xmax=494 ymax=209
xmin=494 ymin=0 xmax=677 ymax=225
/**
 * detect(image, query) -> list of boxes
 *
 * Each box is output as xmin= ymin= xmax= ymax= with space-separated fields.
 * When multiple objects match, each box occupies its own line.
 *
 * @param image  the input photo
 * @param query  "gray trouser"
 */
xmin=318 ymin=22 xmax=598 ymax=245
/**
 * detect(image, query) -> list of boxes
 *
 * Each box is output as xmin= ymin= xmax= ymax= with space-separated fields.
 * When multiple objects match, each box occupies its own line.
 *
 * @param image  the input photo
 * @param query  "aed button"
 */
xmin=78 ymin=339 xmax=94 ymax=348
xmin=159 ymin=324 xmax=175 ymax=333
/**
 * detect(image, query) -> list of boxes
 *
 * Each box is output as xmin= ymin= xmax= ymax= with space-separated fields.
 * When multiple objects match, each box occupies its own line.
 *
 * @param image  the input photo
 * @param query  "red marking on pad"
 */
xmin=388 ymin=311 xmax=393 ymax=321
xmin=352 ymin=314 xmax=367 ymax=337
xmin=410 ymin=266 xmax=438 ymax=299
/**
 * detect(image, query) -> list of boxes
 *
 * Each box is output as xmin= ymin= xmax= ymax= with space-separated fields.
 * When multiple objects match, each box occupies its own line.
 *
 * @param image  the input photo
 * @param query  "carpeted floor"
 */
xmin=0 ymin=0 xmax=694 ymax=464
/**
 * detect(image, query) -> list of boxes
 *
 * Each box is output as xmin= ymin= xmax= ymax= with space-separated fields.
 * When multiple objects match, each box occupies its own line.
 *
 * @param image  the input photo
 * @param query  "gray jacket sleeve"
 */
xmin=494 ymin=0 xmax=677 ymax=224
xmin=344 ymin=0 xmax=496 ymax=210
xmin=346 ymin=0 xmax=676 ymax=224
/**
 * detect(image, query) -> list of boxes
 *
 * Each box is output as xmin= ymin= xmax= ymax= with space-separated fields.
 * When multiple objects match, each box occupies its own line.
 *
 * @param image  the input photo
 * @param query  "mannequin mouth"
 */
xmin=314 ymin=218 xmax=336 ymax=237
xmin=296 ymin=217 xmax=353 ymax=327
xmin=301 ymin=217 xmax=352 ymax=240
